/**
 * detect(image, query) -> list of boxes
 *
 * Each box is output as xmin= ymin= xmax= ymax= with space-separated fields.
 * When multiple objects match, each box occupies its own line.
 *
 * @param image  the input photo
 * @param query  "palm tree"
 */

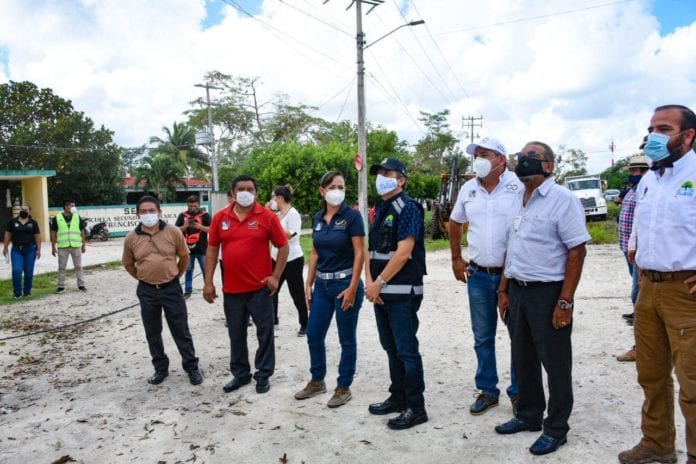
xmin=149 ymin=122 xmax=210 ymax=179
xmin=134 ymin=154 xmax=187 ymax=202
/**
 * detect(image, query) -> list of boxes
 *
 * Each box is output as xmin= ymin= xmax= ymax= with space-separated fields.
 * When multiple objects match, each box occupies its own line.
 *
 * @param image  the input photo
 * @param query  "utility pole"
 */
xmin=355 ymin=0 xmax=369 ymax=229
xmin=609 ymin=139 xmax=616 ymax=167
xmin=194 ymin=82 xmax=223 ymax=192
xmin=462 ymin=114 xmax=483 ymax=165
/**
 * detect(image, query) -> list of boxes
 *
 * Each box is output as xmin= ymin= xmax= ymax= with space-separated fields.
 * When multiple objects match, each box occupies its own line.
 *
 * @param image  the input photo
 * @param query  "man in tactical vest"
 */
xmin=50 ymin=200 xmax=87 ymax=293
xmin=365 ymin=158 xmax=428 ymax=430
xmin=175 ymin=195 xmax=211 ymax=298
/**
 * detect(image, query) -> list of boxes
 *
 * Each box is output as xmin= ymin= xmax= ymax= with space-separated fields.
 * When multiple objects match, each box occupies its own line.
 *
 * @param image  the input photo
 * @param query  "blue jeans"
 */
xmin=184 ymin=253 xmax=206 ymax=294
xmin=11 ymin=245 xmax=37 ymax=297
xmin=307 ymin=277 xmax=364 ymax=388
xmin=623 ymin=252 xmax=639 ymax=305
xmin=467 ymin=268 xmax=518 ymax=399
xmin=374 ymin=295 xmax=426 ymax=411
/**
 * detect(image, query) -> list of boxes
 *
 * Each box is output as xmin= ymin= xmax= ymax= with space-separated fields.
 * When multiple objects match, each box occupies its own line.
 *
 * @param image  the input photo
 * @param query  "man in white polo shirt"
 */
xmin=494 ymin=141 xmax=589 ymax=457
xmin=619 ymin=104 xmax=696 ymax=464
xmin=449 ymin=137 xmax=522 ymax=416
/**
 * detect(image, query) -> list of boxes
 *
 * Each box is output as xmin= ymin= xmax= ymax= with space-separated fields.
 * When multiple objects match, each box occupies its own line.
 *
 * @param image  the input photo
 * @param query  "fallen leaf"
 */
xmin=279 ymin=453 xmax=288 ymax=464
xmin=51 ymin=456 xmax=76 ymax=464
xmin=359 ymin=440 xmax=371 ymax=445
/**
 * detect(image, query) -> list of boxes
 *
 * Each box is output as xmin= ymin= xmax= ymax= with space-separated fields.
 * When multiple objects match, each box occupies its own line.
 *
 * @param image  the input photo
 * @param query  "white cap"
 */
xmin=465 ymin=137 xmax=507 ymax=156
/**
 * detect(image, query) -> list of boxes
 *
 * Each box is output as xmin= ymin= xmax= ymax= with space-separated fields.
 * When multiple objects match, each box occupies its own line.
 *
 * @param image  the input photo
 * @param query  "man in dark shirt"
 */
xmin=175 ymin=195 xmax=211 ymax=298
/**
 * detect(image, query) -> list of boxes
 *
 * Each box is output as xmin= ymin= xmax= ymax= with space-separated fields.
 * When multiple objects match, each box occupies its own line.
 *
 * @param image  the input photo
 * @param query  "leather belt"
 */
xmin=511 ymin=278 xmax=547 ymax=287
xmin=317 ymin=268 xmax=353 ymax=280
xmin=139 ymin=278 xmax=180 ymax=289
xmin=642 ymin=270 xmax=696 ymax=283
xmin=14 ymin=244 xmax=36 ymax=251
xmin=469 ymin=260 xmax=503 ymax=275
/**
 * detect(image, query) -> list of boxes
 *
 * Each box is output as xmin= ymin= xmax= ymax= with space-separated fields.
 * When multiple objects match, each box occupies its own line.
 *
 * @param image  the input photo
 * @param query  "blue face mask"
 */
xmin=643 ymin=132 xmax=672 ymax=162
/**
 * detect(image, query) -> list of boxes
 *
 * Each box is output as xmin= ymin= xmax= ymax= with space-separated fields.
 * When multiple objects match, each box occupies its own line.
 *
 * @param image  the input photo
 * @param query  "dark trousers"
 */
xmin=272 ymin=257 xmax=308 ymax=328
xmin=374 ymin=295 xmax=426 ymax=412
xmin=509 ymin=280 xmax=572 ymax=439
xmin=136 ymin=281 xmax=198 ymax=373
xmin=224 ymin=288 xmax=275 ymax=381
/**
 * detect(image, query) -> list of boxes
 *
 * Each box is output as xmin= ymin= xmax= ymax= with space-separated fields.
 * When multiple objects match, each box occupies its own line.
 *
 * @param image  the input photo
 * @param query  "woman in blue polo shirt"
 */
xmin=294 ymin=171 xmax=365 ymax=408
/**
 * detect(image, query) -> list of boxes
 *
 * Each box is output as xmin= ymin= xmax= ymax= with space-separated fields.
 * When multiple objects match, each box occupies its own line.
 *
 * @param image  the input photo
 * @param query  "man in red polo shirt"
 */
xmin=204 ymin=175 xmax=289 ymax=394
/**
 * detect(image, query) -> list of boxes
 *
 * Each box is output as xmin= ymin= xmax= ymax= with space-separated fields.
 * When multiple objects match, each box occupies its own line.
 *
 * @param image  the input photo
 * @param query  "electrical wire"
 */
xmin=366 ymin=71 xmax=425 ymax=134
xmin=278 ymin=0 xmax=353 ymax=36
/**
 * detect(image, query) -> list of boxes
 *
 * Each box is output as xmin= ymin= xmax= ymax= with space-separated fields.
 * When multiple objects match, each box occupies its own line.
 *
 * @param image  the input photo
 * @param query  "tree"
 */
xmin=149 ymin=122 xmax=210 ymax=178
xmin=600 ymin=156 xmax=632 ymax=189
xmin=134 ymin=154 xmax=186 ymax=202
xmin=0 ymin=80 xmax=124 ymax=205
xmin=554 ymin=146 xmax=588 ymax=183
xmin=413 ymin=109 xmax=465 ymax=174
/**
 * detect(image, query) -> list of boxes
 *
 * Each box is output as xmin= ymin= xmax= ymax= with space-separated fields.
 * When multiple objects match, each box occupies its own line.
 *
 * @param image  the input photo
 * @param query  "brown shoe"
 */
xmin=618 ymin=444 xmax=676 ymax=464
xmin=294 ymin=380 xmax=326 ymax=400
xmin=327 ymin=387 xmax=352 ymax=408
xmin=616 ymin=347 xmax=636 ymax=362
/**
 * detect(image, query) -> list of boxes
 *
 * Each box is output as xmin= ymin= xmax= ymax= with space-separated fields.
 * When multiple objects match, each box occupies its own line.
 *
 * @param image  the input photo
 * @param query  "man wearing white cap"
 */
xmin=448 ymin=137 xmax=523 ymax=415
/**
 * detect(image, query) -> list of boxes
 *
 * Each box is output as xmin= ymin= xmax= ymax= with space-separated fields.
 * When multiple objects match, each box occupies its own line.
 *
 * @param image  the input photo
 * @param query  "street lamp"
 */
xmin=355 ymin=4 xmax=424 ymax=229
xmin=194 ymin=82 xmax=223 ymax=192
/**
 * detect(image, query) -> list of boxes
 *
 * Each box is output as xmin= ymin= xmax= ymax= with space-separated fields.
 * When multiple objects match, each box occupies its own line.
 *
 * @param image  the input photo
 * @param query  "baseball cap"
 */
xmin=465 ymin=137 xmax=507 ymax=156
xmin=369 ymin=157 xmax=408 ymax=177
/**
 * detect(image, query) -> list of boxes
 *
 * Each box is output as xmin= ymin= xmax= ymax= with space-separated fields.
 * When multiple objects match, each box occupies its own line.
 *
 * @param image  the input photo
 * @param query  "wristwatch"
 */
xmin=377 ymin=275 xmax=388 ymax=289
xmin=557 ymin=299 xmax=574 ymax=310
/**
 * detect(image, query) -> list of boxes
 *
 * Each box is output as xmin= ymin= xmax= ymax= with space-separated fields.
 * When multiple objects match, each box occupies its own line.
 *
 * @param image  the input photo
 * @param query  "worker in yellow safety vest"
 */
xmin=50 ymin=200 xmax=87 ymax=293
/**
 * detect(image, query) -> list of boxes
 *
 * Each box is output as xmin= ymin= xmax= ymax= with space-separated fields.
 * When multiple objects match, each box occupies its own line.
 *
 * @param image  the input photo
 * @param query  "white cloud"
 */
xmin=1 ymin=0 xmax=695 ymax=174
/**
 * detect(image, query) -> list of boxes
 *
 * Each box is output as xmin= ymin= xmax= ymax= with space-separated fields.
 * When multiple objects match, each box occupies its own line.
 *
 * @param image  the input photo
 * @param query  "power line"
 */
xmin=314 ymin=77 xmax=356 ymax=111
xmin=277 ymin=0 xmax=353 ymax=36
xmin=366 ymin=71 xmax=425 ymax=134
xmin=333 ymin=78 xmax=355 ymax=122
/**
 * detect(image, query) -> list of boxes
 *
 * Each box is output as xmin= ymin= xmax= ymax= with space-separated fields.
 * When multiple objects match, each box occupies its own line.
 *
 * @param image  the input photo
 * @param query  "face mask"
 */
xmin=643 ymin=132 xmax=672 ymax=162
xmin=19 ymin=211 xmax=29 ymax=219
xmin=628 ymin=175 xmax=643 ymax=187
xmin=140 ymin=213 xmax=159 ymax=228
xmin=473 ymin=157 xmax=493 ymax=178
xmin=187 ymin=206 xmax=199 ymax=214
xmin=514 ymin=157 xmax=549 ymax=179
xmin=325 ymin=189 xmax=345 ymax=206
xmin=376 ymin=174 xmax=399 ymax=196
xmin=235 ymin=191 xmax=255 ymax=207
xmin=269 ymin=200 xmax=278 ymax=211
xmin=69 ymin=206 xmax=77 ymax=214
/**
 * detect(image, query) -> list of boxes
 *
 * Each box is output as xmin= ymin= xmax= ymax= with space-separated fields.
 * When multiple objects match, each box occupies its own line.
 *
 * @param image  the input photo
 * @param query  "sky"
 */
xmin=1 ymin=0 xmax=695 ymax=174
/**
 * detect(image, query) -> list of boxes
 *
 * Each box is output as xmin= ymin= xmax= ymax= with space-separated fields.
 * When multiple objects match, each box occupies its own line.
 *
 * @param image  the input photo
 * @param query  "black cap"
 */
xmin=369 ymin=157 xmax=408 ymax=177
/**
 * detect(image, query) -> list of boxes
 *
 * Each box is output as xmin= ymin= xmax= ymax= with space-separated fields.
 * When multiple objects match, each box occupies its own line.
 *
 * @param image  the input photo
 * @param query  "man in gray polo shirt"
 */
xmin=493 ymin=141 xmax=590 ymax=456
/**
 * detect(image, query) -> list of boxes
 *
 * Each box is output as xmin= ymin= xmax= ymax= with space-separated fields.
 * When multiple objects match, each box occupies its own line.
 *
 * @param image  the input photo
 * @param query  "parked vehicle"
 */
xmin=564 ymin=174 xmax=608 ymax=221
xmin=86 ymin=221 xmax=109 ymax=241
xmin=604 ymin=189 xmax=621 ymax=202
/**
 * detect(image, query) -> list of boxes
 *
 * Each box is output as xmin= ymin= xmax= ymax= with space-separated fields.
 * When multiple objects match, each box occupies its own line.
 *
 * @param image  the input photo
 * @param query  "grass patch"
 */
xmin=0 ymin=261 xmax=122 ymax=305
xmin=587 ymin=221 xmax=619 ymax=244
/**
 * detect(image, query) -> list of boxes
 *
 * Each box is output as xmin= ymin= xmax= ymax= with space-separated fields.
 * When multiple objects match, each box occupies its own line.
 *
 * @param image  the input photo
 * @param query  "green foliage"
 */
xmin=0 ymin=80 xmax=124 ymax=205
xmin=134 ymin=154 xmax=187 ymax=202
xmin=600 ymin=156 xmax=632 ymax=189
xmin=413 ymin=109 xmax=463 ymax=174
xmin=555 ymin=146 xmax=589 ymax=183
xmin=587 ymin=221 xmax=619 ymax=244
xmin=607 ymin=202 xmax=620 ymax=222
xmin=148 ymin=122 xmax=210 ymax=178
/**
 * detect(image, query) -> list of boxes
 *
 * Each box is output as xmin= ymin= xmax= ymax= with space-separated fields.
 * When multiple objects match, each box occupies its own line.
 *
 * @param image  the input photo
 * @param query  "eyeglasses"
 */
xmin=514 ymin=151 xmax=548 ymax=161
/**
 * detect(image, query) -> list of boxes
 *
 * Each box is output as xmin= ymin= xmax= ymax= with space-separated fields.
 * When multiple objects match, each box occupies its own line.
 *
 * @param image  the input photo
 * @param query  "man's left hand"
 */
xmin=263 ymin=276 xmax=279 ymax=295
xmin=81 ymin=244 xmax=86 ymax=253
xmin=365 ymin=280 xmax=384 ymax=305
xmin=552 ymin=305 xmax=573 ymax=330
xmin=686 ymin=275 xmax=696 ymax=295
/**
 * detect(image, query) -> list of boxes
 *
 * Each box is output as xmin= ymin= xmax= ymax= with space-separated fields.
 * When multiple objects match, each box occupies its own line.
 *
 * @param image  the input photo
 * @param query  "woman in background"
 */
xmin=3 ymin=205 xmax=41 ymax=298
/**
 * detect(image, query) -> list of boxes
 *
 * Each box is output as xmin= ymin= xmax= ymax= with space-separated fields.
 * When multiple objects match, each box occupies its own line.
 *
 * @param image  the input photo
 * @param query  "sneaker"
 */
xmin=616 ymin=347 xmax=636 ymax=362
xmin=184 ymin=292 xmax=192 ymax=299
xmin=78 ymin=286 xmax=87 ymax=292
xmin=294 ymin=380 xmax=327 ymax=400
xmin=618 ymin=444 xmax=677 ymax=464
xmin=327 ymin=387 xmax=352 ymax=408
xmin=298 ymin=326 xmax=307 ymax=337
xmin=470 ymin=392 xmax=499 ymax=415
xmin=55 ymin=287 xmax=65 ymax=294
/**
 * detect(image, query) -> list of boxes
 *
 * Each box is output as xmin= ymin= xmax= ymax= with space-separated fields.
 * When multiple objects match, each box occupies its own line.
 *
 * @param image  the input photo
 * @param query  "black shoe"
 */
xmin=256 ymin=377 xmax=270 ymax=394
xmin=222 ymin=376 xmax=251 ymax=393
xmin=298 ymin=326 xmax=307 ymax=337
xmin=55 ymin=287 xmax=65 ymax=294
xmin=387 ymin=408 xmax=428 ymax=430
xmin=626 ymin=318 xmax=634 ymax=327
xmin=622 ymin=312 xmax=634 ymax=320
xmin=368 ymin=398 xmax=406 ymax=415
xmin=188 ymin=368 xmax=203 ymax=385
xmin=148 ymin=371 xmax=169 ymax=385
xmin=78 ymin=286 xmax=87 ymax=292
xmin=529 ymin=434 xmax=567 ymax=455
xmin=470 ymin=393 xmax=499 ymax=415
xmin=184 ymin=292 xmax=192 ymax=299
xmin=495 ymin=417 xmax=542 ymax=435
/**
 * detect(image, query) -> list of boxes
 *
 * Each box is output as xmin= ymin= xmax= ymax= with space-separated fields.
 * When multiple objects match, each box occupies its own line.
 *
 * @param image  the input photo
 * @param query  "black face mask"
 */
xmin=515 ymin=156 xmax=549 ymax=178
xmin=19 ymin=211 xmax=29 ymax=219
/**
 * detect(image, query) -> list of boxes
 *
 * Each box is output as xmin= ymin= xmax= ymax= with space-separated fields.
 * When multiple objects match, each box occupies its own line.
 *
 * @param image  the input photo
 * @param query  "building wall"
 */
xmin=23 ymin=177 xmax=50 ymax=242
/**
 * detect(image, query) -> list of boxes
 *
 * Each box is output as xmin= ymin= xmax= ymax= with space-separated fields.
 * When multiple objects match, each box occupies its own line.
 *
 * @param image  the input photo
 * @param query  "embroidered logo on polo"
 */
xmin=677 ymin=180 xmax=695 ymax=198
xmin=505 ymin=183 xmax=519 ymax=192
xmin=221 ymin=220 xmax=230 ymax=231
xmin=315 ymin=223 xmax=322 ymax=231
xmin=468 ymin=190 xmax=476 ymax=200
xmin=383 ymin=214 xmax=394 ymax=226
xmin=248 ymin=220 xmax=259 ymax=229
xmin=334 ymin=218 xmax=347 ymax=230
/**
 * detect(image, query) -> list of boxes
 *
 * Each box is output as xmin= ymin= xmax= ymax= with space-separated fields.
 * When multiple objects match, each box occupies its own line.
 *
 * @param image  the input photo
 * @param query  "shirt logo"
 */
xmin=468 ymin=190 xmax=476 ymax=199
xmin=315 ymin=223 xmax=322 ymax=231
xmin=505 ymin=183 xmax=519 ymax=192
xmin=222 ymin=220 xmax=230 ymax=231
xmin=677 ymin=180 xmax=695 ymax=198
xmin=383 ymin=214 xmax=394 ymax=226
xmin=248 ymin=220 xmax=258 ymax=230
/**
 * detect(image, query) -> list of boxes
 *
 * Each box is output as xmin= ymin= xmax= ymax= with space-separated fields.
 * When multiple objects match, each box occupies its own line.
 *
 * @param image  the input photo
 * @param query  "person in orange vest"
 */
xmin=175 ymin=195 xmax=211 ymax=298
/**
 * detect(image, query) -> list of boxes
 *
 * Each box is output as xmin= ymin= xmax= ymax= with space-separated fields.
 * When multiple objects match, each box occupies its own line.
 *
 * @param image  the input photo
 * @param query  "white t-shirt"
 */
xmin=272 ymin=206 xmax=304 ymax=261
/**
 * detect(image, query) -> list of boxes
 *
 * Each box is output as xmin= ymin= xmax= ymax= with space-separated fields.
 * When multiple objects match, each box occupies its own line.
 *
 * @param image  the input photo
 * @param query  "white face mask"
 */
xmin=325 ymin=189 xmax=345 ymax=206
xmin=140 ymin=213 xmax=159 ymax=228
xmin=236 ymin=191 xmax=255 ymax=207
xmin=473 ymin=157 xmax=493 ymax=178
xmin=375 ymin=174 xmax=399 ymax=196
xmin=69 ymin=206 xmax=78 ymax=214
xmin=269 ymin=199 xmax=278 ymax=211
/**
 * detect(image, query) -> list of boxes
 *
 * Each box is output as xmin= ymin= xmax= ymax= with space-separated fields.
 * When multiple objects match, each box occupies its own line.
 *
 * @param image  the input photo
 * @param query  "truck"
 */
xmin=563 ymin=174 xmax=607 ymax=221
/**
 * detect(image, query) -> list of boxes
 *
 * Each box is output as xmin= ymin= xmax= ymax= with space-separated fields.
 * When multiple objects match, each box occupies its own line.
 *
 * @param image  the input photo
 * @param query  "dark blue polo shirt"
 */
xmin=312 ymin=203 xmax=365 ymax=273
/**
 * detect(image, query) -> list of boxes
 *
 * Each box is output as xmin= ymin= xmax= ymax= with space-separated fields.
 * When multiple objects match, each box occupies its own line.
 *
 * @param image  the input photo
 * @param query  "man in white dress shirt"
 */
xmin=619 ymin=104 xmax=696 ymax=464
xmin=449 ymin=137 xmax=522 ymax=416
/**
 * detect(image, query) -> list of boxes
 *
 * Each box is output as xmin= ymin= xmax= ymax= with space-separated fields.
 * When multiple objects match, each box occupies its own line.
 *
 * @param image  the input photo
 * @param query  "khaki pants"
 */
xmin=635 ymin=275 xmax=696 ymax=455
xmin=57 ymin=247 xmax=85 ymax=288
